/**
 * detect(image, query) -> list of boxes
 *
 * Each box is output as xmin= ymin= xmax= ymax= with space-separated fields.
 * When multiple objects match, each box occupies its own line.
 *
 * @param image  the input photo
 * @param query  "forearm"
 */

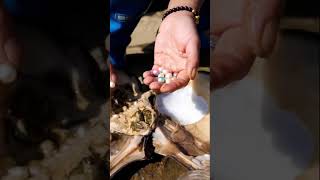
xmin=168 ymin=0 xmax=205 ymax=11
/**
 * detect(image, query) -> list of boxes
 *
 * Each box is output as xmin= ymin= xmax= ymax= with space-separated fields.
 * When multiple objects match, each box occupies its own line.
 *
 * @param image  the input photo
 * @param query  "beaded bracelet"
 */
xmin=162 ymin=6 xmax=200 ymax=24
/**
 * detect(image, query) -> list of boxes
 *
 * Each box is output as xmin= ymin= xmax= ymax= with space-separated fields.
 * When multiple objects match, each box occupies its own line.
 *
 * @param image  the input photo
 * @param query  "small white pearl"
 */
xmin=158 ymin=73 xmax=165 ymax=78
xmin=165 ymin=73 xmax=172 ymax=79
xmin=158 ymin=77 xmax=165 ymax=83
xmin=173 ymin=73 xmax=178 ymax=77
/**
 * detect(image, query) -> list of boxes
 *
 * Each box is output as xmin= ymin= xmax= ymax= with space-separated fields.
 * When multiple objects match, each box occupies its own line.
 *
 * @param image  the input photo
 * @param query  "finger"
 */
xmin=186 ymin=37 xmax=200 ymax=80
xmin=0 ymin=38 xmax=20 ymax=84
xmin=160 ymin=71 xmax=189 ymax=93
xmin=211 ymin=27 xmax=255 ymax=89
xmin=110 ymin=64 xmax=117 ymax=88
xmin=143 ymin=71 xmax=152 ymax=78
xmin=152 ymin=65 xmax=160 ymax=70
xmin=245 ymin=0 xmax=281 ymax=57
xmin=149 ymin=81 xmax=162 ymax=91
xmin=143 ymin=76 xmax=156 ymax=85
xmin=3 ymin=38 xmax=21 ymax=67
xmin=160 ymin=78 xmax=188 ymax=93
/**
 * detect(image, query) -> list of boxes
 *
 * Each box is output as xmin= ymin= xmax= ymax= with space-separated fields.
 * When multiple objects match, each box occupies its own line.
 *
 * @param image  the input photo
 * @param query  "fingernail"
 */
xmin=190 ymin=68 xmax=197 ymax=80
xmin=110 ymin=81 xmax=115 ymax=88
xmin=261 ymin=20 xmax=278 ymax=57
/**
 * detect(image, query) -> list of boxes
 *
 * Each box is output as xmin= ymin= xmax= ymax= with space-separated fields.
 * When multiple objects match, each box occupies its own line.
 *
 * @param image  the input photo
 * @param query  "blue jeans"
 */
xmin=110 ymin=0 xmax=152 ymax=69
xmin=110 ymin=0 xmax=210 ymax=69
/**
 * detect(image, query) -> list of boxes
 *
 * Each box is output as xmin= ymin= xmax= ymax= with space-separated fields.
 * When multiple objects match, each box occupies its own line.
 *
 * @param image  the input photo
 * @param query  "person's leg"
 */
xmin=198 ymin=0 xmax=210 ymax=49
xmin=110 ymin=0 xmax=152 ymax=69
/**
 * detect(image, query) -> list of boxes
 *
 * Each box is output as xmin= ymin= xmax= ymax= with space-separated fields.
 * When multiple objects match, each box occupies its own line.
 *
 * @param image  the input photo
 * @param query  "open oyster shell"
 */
xmin=110 ymin=90 xmax=157 ymax=136
xmin=110 ymin=71 xmax=211 ymax=178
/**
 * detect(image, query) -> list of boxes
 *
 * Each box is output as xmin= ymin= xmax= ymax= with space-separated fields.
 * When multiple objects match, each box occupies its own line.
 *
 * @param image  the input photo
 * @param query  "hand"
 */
xmin=211 ymin=0 xmax=281 ymax=88
xmin=0 ymin=9 xmax=20 ymax=84
xmin=109 ymin=63 xmax=117 ymax=95
xmin=0 ymin=9 xmax=20 ymax=156
xmin=143 ymin=11 xmax=200 ymax=93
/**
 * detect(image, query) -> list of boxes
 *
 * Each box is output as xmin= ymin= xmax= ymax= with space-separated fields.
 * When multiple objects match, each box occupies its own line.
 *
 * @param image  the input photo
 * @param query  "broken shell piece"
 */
xmin=177 ymin=169 xmax=210 ymax=180
xmin=191 ymin=154 xmax=210 ymax=169
xmin=110 ymin=136 xmax=145 ymax=177
xmin=0 ymin=64 xmax=17 ymax=83
xmin=152 ymin=127 xmax=206 ymax=170
xmin=158 ymin=117 xmax=208 ymax=155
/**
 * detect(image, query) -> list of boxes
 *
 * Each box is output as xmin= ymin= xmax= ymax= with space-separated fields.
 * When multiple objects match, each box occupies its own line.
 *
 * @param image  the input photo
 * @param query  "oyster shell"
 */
xmin=110 ymin=78 xmax=157 ymax=177
xmin=110 ymin=72 xmax=211 ymax=178
xmin=110 ymin=90 xmax=157 ymax=136
xmin=152 ymin=117 xmax=209 ymax=170
xmin=110 ymin=135 xmax=145 ymax=176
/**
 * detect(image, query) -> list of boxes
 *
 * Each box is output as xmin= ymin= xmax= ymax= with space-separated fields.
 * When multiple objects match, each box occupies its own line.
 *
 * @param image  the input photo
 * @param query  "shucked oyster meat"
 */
xmin=110 ymin=90 xmax=157 ymax=136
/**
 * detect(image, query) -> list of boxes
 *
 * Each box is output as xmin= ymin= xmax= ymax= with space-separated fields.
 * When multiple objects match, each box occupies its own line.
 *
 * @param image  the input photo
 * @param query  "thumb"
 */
xmin=245 ymin=0 xmax=281 ymax=57
xmin=186 ymin=37 xmax=200 ymax=80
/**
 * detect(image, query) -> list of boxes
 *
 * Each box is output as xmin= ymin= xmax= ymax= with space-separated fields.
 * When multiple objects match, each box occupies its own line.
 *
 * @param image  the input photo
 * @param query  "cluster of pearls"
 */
xmin=152 ymin=67 xmax=177 ymax=84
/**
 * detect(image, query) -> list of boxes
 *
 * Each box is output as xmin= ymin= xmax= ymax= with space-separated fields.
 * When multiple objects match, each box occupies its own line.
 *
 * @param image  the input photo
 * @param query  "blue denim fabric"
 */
xmin=198 ymin=0 xmax=210 ymax=49
xmin=110 ymin=0 xmax=210 ymax=68
xmin=4 ymin=0 xmax=209 ymax=68
xmin=110 ymin=0 xmax=152 ymax=69
xmin=4 ymin=0 xmax=50 ymax=16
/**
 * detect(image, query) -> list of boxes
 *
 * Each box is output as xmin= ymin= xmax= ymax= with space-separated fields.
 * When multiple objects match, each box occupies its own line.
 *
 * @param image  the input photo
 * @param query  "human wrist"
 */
xmin=168 ymin=0 xmax=204 ymax=12
xmin=159 ymin=11 xmax=196 ymax=33
xmin=162 ymin=5 xmax=201 ymax=26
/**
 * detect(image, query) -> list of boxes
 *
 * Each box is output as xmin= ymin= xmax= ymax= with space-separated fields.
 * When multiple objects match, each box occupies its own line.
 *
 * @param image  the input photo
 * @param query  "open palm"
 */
xmin=143 ymin=12 xmax=200 ymax=93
